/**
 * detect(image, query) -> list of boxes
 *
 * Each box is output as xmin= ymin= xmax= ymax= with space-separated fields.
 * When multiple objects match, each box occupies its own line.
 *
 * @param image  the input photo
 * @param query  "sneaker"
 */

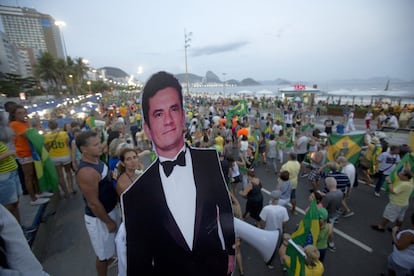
xmin=300 ymin=173 xmax=309 ymax=178
xmin=30 ymin=197 xmax=50 ymax=206
xmin=371 ymin=225 xmax=385 ymax=232
xmin=267 ymin=264 xmax=275 ymax=269
xmin=328 ymin=243 xmax=336 ymax=252
xmin=36 ymin=192 xmax=54 ymax=198
xmin=368 ymin=183 xmax=375 ymax=188
xmin=336 ymin=209 xmax=345 ymax=215
xmin=342 ymin=210 xmax=354 ymax=218
xmin=374 ymin=192 xmax=380 ymax=197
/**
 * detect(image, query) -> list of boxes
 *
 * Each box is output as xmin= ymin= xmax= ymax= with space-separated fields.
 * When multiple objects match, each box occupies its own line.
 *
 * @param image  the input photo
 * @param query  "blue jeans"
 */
xmin=374 ymin=172 xmax=387 ymax=193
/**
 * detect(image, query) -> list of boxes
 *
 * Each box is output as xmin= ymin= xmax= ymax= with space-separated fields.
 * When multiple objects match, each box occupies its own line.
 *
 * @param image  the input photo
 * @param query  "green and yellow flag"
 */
xmin=327 ymin=134 xmax=364 ymax=165
xmin=384 ymin=153 xmax=414 ymax=196
xmin=226 ymin=100 xmax=247 ymax=120
xmin=285 ymin=199 xmax=320 ymax=276
xmin=26 ymin=128 xmax=58 ymax=192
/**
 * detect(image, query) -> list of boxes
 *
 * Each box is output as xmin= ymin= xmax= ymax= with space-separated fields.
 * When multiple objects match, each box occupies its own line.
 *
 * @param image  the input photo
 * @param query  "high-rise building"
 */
xmin=0 ymin=5 xmax=65 ymax=76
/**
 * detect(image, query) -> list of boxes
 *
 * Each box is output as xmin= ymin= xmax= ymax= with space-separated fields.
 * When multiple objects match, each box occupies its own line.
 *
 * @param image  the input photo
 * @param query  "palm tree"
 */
xmin=34 ymin=52 xmax=58 ymax=92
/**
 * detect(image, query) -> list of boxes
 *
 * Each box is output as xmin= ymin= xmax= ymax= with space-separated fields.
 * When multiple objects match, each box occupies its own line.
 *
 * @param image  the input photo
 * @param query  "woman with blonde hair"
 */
xmin=279 ymin=233 xmax=324 ymax=275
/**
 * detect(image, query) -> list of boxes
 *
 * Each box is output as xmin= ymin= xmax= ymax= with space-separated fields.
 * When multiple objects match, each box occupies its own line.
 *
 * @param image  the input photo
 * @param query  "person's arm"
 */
xmin=239 ymin=183 xmax=252 ymax=197
xmin=116 ymin=173 xmax=130 ymax=197
xmin=0 ymin=149 xmax=15 ymax=161
xmin=77 ymin=167 xmax=116 ymax=232
xmin=71 ymin=140 xmax=78 ymax=171
xmin=392 ymin=227 xmax=414 ymax=250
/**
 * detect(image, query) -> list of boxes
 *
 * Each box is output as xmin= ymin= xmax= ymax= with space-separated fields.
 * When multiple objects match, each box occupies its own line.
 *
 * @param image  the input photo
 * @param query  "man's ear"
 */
xmin=143 ymin=122 xmax=152 ymax=141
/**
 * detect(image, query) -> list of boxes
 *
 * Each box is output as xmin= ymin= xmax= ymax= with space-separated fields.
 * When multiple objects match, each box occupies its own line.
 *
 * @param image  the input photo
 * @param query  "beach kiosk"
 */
xmin=278 ymin=84 xmax=320 ymax=106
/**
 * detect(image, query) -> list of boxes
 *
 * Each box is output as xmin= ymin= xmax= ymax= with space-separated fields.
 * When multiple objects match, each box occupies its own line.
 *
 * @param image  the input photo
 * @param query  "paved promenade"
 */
xmin=19 ymin=115 xmax=412 ymax=275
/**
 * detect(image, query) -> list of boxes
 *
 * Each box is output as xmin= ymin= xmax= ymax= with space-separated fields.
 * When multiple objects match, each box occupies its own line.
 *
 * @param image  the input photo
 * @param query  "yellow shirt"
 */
xmin=281 ymin=160 xmax=301 ymax=189
xmin=285 ymin=256 xmax=324 ymax=276
xmin=44 ymin=131 xmax=70 ymax=157
xmin=389 ymin=180 xmax=414 ymax=207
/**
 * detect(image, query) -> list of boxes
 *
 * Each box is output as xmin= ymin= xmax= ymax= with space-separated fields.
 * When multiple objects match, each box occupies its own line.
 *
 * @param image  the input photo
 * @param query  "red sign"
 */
xmin=293 ymin=84 xmax=306 ymax=90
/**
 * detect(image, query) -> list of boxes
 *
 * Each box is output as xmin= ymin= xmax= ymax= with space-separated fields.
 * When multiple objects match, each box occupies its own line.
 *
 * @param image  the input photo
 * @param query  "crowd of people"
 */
xmin=0 ymin=71 xmax=413 ymax=275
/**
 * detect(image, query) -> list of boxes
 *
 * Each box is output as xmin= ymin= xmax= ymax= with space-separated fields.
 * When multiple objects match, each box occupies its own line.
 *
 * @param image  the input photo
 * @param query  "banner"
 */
xmin=327 ymin=134 xmax=364 ymax=165
xmin=285 ymin=200 xmax=320 ymax=276
xmin=26 ymin=128 xmax=58 ymax=192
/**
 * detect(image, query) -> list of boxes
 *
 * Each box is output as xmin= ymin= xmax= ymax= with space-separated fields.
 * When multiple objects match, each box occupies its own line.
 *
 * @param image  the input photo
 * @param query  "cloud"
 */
xmin=191 ymin=41 xmax=249 ymax=57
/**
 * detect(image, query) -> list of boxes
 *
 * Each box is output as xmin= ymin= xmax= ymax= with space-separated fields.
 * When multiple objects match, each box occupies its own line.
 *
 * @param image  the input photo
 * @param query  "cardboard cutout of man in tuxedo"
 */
xmin=121 ymin=71 xmax=235 ymax=275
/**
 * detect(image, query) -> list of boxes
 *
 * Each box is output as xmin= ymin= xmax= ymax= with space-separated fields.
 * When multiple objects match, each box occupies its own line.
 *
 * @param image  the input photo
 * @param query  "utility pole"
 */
xmin=184 ymin=30 xmax=192 ymax=96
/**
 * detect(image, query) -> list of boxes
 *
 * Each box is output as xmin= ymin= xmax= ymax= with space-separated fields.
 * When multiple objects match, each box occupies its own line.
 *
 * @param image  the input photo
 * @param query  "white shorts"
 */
xmin=383 ymin=203 xmax=408 ymax=223
xmin=84 ymin=208 xmax=119 ymax=261
xmin=51 ymin=155 xmax=71 ymax=166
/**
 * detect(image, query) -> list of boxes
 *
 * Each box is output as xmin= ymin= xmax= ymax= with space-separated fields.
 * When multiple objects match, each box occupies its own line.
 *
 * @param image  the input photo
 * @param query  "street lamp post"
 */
xmin=86 ymin=80 xmax=91 ymax=94
xmin=68 ymin=74 xmax=74 ymax=95
xmin=55 ymin=21 xmax=67 ymax=59
xmin=184 ymin=30 xmax=192 ymax=96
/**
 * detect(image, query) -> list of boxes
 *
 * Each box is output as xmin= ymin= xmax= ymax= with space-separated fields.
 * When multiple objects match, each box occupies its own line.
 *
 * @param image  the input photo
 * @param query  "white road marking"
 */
xmin=261 ymin=188 xmax=373 ymax=253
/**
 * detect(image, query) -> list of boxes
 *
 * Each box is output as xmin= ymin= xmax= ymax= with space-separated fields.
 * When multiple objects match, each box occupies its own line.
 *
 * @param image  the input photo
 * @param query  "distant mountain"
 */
xmin=260 ymin=78 xmax=291 ymax=85
xmin=205 ymin=71 xmax=221 ymax=83
xmin=174 ymin=73 xmax=203 ymax=84
xmin=240 ymin=78 xmax=261 ymax=86
xmin=174 ymin=71 xmax=261 ymax=86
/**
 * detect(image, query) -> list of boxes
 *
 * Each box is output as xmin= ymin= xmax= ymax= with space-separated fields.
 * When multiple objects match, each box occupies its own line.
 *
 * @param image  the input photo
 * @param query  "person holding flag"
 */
xmin=278 ymin=199 xmax=324 ymax=275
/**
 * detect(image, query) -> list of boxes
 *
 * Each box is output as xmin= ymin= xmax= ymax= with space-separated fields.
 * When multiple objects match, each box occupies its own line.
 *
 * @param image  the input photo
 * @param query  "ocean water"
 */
xmin=190 ymin=81 xmax=414 ymax=106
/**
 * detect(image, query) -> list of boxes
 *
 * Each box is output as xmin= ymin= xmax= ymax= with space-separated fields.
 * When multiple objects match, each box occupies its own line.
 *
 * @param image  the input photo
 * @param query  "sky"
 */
xmin=5 ymin=0 xmax=414 ymax=82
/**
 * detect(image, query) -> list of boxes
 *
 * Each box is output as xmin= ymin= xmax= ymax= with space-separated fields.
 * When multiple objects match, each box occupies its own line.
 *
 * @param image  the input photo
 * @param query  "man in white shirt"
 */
xmin=259 ymin=190 xmax=289 ymax=232
xmin=122 ymin=71 xmax=235 ymax=276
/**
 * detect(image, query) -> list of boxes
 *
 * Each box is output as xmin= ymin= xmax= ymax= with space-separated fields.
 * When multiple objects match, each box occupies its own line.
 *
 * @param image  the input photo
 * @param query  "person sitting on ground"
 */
xmin=386 ymin=212 xmax=414 ymax=276
xmin=278 ymin=234 xmax=324 ymax=276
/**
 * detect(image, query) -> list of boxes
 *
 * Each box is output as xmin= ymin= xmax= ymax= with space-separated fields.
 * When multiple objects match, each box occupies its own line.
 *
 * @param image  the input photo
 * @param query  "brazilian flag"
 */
xmin=384 ymin=153 xmax=414 ymax=196
xmin=285 ymin=199 xmax=320 ymax=276
xmin=26 ymin=128 xmax=58 ymax=192
xmin=327 ymin=134 xmax=364 ymax=165
xmin=226 ymin=100 xmax=247 ymax=120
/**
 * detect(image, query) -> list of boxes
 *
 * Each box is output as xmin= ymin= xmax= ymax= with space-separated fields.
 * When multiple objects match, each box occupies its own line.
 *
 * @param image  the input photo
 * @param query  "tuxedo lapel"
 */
xmin=154 ymin=159 xmax=192 ymax=253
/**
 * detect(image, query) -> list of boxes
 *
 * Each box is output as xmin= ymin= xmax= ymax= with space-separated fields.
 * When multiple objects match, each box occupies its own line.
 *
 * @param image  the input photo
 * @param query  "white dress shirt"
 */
xmin=159 ymin=147 xmax=196 ymax=250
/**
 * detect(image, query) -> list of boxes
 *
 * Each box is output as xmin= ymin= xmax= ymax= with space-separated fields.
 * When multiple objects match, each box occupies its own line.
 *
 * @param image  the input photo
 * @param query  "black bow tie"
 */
xmin=161 ymin=151 xmax=186 ymax=177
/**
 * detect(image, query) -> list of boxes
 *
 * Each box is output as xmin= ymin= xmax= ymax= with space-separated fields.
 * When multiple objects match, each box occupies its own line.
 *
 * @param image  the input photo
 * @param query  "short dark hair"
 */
xmin=280 ymin=170 xmax=290 ymax=181
xmin=141 ymin=71 xmax=183 ymax=128
xmin=48 ymin=119 xmax=58 ymax=130
xmin=288 ymin=152 xmax=297 ymax=161
xmin=76 ymin=130 xmax=98 ymax=153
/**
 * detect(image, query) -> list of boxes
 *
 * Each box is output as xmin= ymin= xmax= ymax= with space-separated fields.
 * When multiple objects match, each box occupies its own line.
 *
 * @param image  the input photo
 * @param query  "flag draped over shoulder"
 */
xmin=226 ymin=100 xmax=247 ymax=120
xmin=384 ymin=153 xmax=414 ymax=196
xmin=285 ymin=200 xmax=320 ymax=276
xmin=26 ymin=128 xmax=58 ymax=192
xmin=327 ymin=134 xmax=364 ymax=165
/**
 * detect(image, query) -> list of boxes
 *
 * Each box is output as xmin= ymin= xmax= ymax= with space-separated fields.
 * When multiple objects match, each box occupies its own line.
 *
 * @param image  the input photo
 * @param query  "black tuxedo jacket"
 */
xmin=122 ymin=147 xmax=235 ymax=276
